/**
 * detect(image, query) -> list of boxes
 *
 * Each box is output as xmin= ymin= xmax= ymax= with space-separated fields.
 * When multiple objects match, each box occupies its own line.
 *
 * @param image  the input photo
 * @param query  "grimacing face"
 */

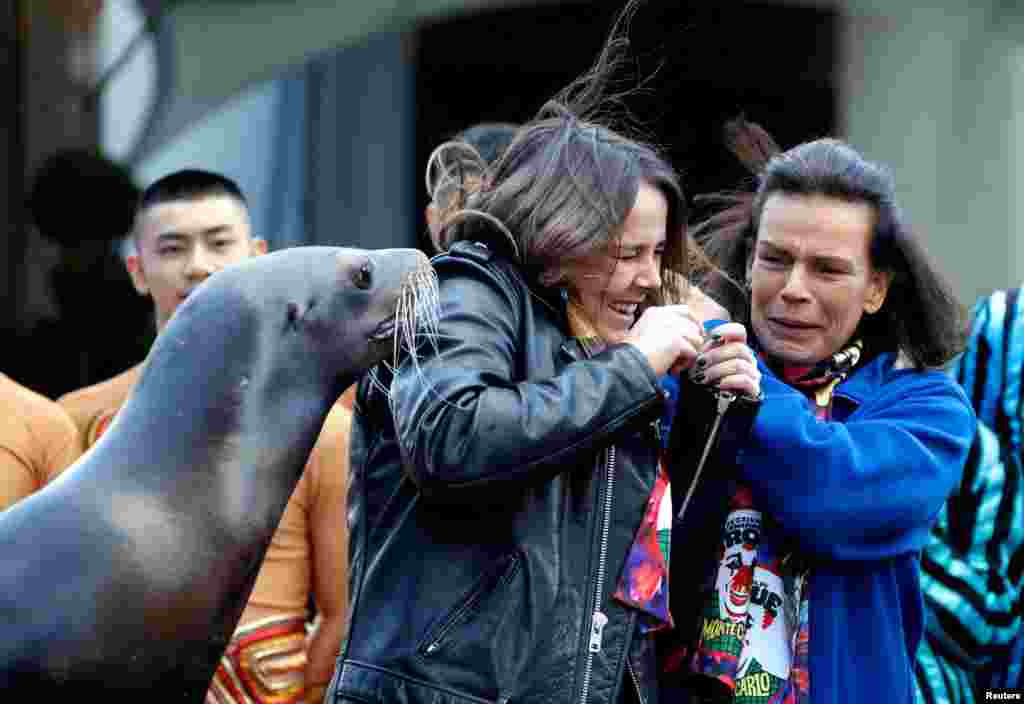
xmin=558 ymin=182 xmax=668 ymax=343
xmin=127 ymin=194 xmax=266 ymax=331
xmin=747 ymin=192 xmax=891 ymax=366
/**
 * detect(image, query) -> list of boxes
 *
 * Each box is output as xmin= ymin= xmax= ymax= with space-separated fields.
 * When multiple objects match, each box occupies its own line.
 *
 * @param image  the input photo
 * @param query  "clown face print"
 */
xmin=716 ymin=511 xmax=760 ymax=625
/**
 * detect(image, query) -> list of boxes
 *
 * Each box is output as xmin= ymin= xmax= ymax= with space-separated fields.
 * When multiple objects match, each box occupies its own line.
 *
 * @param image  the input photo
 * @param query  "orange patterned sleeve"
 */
xmin=0 ymin=375 xmax=82 ymax=509
xmin=39 ymin=400 xmax=82 ymax=485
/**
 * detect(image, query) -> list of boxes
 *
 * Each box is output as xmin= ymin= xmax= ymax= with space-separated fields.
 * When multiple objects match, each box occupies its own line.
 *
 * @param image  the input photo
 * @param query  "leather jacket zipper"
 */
xmin=579 ymin=445 xmax=616 ymax=704
xmin=420 ymin=553 xmax=522 ymax=656
xmin=627 ymin=657 xmax=647 ymax=704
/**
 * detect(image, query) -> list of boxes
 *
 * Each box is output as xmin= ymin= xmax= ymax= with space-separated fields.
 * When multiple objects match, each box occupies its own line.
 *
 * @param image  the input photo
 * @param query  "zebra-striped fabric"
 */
xmin=915 ymin=288 xmax=1024 ymax=703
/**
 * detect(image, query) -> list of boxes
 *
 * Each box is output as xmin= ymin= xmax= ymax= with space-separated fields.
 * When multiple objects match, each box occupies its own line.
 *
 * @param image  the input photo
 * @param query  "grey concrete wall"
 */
xmin=304 ymin=32 xmax=417 ymax=250
xmin=838 ymin=0 xmax=1024 ymax=305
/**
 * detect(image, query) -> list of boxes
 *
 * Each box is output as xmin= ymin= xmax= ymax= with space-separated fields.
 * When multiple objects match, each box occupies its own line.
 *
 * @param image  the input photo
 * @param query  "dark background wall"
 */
xmin=414 ymin=0 xmax=837 ymax=249
xmin=1 ymin=3 xmax=24 ymax=343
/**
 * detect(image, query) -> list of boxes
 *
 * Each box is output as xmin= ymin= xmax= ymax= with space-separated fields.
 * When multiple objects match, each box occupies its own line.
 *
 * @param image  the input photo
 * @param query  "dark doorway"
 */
xmin=414 ymin=0 xmax=837 ymax=249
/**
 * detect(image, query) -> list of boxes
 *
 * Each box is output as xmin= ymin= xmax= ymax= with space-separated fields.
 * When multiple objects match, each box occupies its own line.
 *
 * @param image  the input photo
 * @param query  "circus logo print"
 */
xmin=736 ymin=561 xmax=794 ymax=683
xmin=716 ymin=509 xmax=760 ymax=623
xmin=750 ymin=580 xmax=782 ymax=627
xmin=734 ymin=666 xmax=785 ymax=701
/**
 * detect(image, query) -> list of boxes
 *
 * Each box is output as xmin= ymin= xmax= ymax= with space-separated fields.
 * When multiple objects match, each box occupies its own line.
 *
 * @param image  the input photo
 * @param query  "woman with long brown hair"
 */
xmin=328 ymin=19 xmax=761 ymax=704
xmin=662 ymin=126 xmax=975 ymax=704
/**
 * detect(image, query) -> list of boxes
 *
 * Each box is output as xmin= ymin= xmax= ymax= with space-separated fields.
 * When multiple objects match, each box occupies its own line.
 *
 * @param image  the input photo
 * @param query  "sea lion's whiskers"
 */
xmin=370 ymin=264 xmax=441 ymax=417
xmin=365 ymin=364 xmax=393 ymax=403
xmin=394 ymin=265 xmax=441 ymax=370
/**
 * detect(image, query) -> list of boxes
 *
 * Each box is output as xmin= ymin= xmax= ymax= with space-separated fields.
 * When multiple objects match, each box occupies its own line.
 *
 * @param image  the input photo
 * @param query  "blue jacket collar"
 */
xmin=834 ymin=351 xmax=902 ymax=406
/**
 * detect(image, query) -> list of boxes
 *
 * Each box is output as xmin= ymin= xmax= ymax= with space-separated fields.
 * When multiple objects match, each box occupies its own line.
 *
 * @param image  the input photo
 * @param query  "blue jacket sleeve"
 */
xmin=392 ymin=252 xmax=665 ymax=498
xmin=738 ymin=362 xmax=975 ymax=562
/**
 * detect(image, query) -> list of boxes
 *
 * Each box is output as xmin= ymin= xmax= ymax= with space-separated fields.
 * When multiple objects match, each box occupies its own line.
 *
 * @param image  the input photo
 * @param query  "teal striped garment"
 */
xmin=915 ymin=289 xmax=1024 ymax=703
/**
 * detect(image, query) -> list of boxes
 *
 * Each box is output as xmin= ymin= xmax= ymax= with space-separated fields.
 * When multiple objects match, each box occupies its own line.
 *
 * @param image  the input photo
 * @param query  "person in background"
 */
xmin=19 ymin=149 xmax=152 ymax=400
xmin=57 ymin=169 xmax=266 ymax=450
xmin=424 ymin=121 xmax=519 ymax=253
xmin=914 ymin=287 xmax=1024 ymax=702
xmin=57 ymin=169 xmax=350 ymax=704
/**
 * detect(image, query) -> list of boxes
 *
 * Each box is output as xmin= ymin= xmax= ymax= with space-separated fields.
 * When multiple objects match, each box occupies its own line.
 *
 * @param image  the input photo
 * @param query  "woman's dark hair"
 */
xmin=698 ymin=137 xmax=967 ymax=369
xmin=445 ymin=107 xmax=690 ymax=306
xmin=454 ymin=123 xmax=520 ymax=167
xmin=428 ymin=3 xmax=698 ymax=307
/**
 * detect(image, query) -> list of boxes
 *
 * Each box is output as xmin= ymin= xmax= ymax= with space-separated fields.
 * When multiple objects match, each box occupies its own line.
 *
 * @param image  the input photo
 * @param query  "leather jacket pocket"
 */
xmin=416 ymin=551 xmax=523 ymax=657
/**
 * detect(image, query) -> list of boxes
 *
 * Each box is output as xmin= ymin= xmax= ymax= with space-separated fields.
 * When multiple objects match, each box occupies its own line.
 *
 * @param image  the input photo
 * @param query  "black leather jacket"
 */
xmin=330 ymin=241 xmax=682 ymax=704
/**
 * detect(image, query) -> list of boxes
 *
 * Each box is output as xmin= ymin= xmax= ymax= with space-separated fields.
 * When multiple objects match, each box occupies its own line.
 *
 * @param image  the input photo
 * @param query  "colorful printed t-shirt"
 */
xmin=690 ymin=485 xmax=810 ymax=703
xmin=689 ymin=339 xmax=863 ymax=702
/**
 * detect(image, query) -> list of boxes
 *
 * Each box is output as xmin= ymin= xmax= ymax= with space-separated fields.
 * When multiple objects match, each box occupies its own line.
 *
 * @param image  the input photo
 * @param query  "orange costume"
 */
xmin=59 ymin=369 xmax=354 ymax=704
xmin=57 ymin=363 xmax=143 ymax=454
xmin=0 ymin=373 xmax=81 ymax=510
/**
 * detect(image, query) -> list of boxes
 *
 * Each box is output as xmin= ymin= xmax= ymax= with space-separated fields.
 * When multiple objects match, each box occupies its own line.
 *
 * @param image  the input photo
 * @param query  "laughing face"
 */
xmin=748 ymin=193 xmax=891 ymax=366
xmin=559 ymin=181 xmax=667 ymax=343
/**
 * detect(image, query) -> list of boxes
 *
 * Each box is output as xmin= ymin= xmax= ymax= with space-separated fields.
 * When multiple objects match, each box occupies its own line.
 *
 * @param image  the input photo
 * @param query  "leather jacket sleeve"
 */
xmin=391 ymin=248 xmax=665 ymax=499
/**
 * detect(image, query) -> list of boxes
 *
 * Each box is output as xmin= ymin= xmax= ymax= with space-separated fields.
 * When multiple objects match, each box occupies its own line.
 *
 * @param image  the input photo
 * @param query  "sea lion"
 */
xmin=0 ymin=246 xmax=437 ymax=698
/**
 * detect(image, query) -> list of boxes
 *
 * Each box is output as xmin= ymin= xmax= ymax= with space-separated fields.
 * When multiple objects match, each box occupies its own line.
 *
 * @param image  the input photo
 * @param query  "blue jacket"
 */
xmin=668 ymin=352 xmax=974 ymax=703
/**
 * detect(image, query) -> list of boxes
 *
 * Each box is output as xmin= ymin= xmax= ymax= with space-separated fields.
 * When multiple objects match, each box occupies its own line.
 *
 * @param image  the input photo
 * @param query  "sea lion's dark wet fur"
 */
xmin=0 ymin=246 xmax=433 ymax=698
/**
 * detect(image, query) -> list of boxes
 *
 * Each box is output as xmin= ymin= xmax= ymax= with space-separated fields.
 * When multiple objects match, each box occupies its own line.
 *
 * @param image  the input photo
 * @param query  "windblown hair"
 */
xmin=456 ymin=123 xmax=520 ymax=167
xmin=697 ymin=125 xmax=966 ymax=369
xmin=425 ymin=123 xmax=519 ymax=252
xmin=427 ymin=2 xmax=696 ymax=307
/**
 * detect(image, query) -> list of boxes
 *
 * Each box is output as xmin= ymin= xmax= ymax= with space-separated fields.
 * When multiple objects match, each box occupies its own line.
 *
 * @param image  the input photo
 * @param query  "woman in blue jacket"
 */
xmin=662 ymin=138 xmax=976 ymax=704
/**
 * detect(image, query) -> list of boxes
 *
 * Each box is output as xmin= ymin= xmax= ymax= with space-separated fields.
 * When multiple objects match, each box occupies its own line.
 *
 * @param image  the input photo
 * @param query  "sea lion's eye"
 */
xmin=354 ymin=261 xmax=373 ymax=290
